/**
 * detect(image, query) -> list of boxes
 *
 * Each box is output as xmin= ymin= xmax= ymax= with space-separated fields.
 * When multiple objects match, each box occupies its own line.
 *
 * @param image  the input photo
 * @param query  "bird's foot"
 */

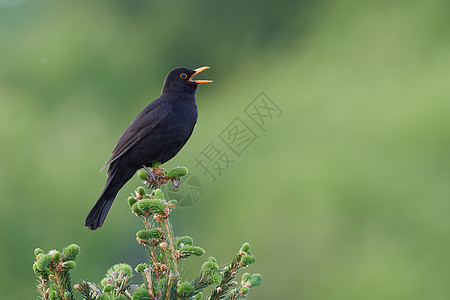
xmin=142 ymin=165 xmax=152 ymax=174
xmin=143 ymin=165 xmax=169 ymax=190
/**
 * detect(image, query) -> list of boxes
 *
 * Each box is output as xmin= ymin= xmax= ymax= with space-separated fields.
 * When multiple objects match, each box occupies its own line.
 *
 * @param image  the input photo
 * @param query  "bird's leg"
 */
xmin=142 ymin=165 xmax=157 ymax=189
xmin=142 ymin=164 xmax=170 ymax=190
xmin=151 ymin=166 xmax=166 ymax=189
xmin=142 ymin=165 xmax=152 ymax=173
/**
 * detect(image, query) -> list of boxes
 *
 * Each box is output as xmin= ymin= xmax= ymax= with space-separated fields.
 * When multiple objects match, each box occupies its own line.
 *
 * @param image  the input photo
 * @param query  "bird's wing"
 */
xmin=99 ymin=103 xmax=171 ymax=172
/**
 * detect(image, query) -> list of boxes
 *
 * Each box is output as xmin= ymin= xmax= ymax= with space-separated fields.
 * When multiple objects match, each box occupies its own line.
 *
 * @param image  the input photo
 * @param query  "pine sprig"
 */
xmin=36 ymin=277 xmax=48 ymax=300
xmin=32 ymin=246 xmax=79 ymax=300
xmin=73 ymin=281 xmax=97 ymax=300
xmin=209 ymin=256 xmax=240 ymax=300
xmin=33 ymin=166 xmax=262 ymax=299
xmin=208 ymin=243 xmax=259 ymax=300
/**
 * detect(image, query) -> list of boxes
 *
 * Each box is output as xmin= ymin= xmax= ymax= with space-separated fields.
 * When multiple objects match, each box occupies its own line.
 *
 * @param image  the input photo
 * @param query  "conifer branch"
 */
xmin=34 ymin=166 xmax=262 ymax=299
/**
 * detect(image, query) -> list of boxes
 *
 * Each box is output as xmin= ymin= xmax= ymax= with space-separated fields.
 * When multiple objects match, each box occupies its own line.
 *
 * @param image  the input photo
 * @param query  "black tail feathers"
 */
xmin=85 ymin=165 xmax=135 ymax=230
xmin=84 ymin=193 xmax=116 ymax=230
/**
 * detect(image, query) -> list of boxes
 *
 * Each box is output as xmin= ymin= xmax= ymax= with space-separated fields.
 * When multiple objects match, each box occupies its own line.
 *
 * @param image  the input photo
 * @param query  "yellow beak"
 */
xmin=189 ymin=66 xmax=213 ymax=84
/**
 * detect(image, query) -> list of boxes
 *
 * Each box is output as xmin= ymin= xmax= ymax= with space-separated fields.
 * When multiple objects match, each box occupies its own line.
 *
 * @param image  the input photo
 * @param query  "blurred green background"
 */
xmin=1 ymin=0 xmax=449 ymax=299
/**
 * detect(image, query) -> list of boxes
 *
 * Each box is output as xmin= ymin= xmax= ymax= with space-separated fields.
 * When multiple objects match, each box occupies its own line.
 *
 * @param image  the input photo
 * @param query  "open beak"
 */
xmin=189 ymin=66 xmax=213 ymax=84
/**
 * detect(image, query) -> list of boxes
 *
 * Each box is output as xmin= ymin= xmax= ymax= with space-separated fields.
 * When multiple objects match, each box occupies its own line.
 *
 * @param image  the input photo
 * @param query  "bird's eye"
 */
xmin=180 ymin=73 xmax=187 ymax=79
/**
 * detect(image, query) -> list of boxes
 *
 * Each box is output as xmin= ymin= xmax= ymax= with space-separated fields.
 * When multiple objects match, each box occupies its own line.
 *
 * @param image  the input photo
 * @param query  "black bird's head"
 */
xmin=161 ymin=66 xmax=212 ymax=96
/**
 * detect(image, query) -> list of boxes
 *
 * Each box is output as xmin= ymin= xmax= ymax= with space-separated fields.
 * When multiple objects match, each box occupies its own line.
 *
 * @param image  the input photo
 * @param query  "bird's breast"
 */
xmin=130 ymin=102 xmax=197 ymax=166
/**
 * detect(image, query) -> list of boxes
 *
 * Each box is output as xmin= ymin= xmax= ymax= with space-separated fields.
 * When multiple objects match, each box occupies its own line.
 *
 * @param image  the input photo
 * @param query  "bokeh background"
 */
xmin=1 ymin=0 xmax=449 ymax=299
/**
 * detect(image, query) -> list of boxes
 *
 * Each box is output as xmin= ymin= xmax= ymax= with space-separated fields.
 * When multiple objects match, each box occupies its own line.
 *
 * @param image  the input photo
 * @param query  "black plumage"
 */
xmin=85 ymin=66 xmax=212 ymax=230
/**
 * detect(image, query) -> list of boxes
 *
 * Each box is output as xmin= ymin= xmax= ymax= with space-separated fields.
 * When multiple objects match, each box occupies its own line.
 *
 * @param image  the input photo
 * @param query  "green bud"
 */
xmin=49 ymin=290 xmax=58 ymax=300
xmin=33 ymin=257 xmax=51 ymax=279
xmin=201 ymin=257 xmax=221 ymax=284
xmin=167 ymin=166 xmax=188 ymax=178
xmin=240 ymin=254 xmax=256 ymax=266
xmin=64 ymin=291 xmax=72 ymax=299
xmin=202 ymin=257 xmax=219 ymax=273
xmin=176 ymin=236 xmax=193 ymax=248
xmin=193 ymin=292 xmax=203 ymax=300
xmin=39 ymin=270 xmax=50 ymax=280
xmin=249 ymin=274 xmax=262 ymax=287
xmin=136 ymin=229 xmax=161 ymax=240
xmin=137 ymin=199 xmax=166 ymax=214
xmin=240 ymin=286 xmax=249 ymax=294
xmin=131 ymin=202 xmax=143 ymax=215
xmin=62 ymin=244 xmax=80 ymax=261
xmin=152 ymin=161 xmax=161 ymax=168
xmin=38 ymin=254 xmax=53 ymax=267
xmin=108 ymin=263 xmax=133 ymax=277
xmin=137 ymin=186 xmax=146 ymax=196
xmin=100 ymin=278 xmax=107 ymax=288
xmin=52 ymin=251 xmax=60 ymax=263
xmin=97 ymin=295 xmax=109 ymax=300
xmin=240 ymin=243 xmax=251 ymax=254
xmin=135 ymin=263 xmax=148 ymax=273
xmin=242 ymin=273 xmax=251 ymax=283
xmin=34 ymin=248 xmax=44 ymax=257
xmin=179 ymin=245 xmax=205 ymax=257
xmin=136 ymin=169 xmax=148 ymax=181
xmin=177 ymin=281 xmax=194 ymax=296
xmin=127 ymin=196 xmax=137 ymax=207
xmin=137 ymin=199 xmax=150 ymax=211
xmin=63 ymin=260 xmax=76 ymax=269
xmin=103 ymin=284 xmax=114 ymax=292
xmin=153 ymin=189 xmax=164 ymax=199
xmin=33 ymin=254 xmax=53 ymax=277
xmin=132 ymin=285 xmax=151 ymax=300
xmin=213 ymin=273 xmax=222 ymax=284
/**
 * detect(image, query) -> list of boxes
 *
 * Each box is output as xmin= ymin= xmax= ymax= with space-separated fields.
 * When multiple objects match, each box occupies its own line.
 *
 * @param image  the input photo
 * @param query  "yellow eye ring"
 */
xmin=180 ymin=73 xmax=187 ymax=79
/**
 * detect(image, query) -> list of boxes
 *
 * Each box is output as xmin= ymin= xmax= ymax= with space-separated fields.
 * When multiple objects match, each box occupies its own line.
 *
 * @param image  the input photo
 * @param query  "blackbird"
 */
xmin=85 ymin=66 xmax=212 ymax=230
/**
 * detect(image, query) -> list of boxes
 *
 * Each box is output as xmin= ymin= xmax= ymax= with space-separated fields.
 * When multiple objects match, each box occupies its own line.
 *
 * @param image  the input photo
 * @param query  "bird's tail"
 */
xmin=85 ymin=165 xmax=135 ymax=230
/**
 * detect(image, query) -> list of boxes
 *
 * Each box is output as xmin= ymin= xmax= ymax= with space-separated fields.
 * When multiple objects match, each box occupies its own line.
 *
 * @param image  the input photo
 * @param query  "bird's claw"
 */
xmin=170 ymin=178 xmax=181 ymax=191
xmin=148 ymin=172 xmax=157 ymax=189
xmin=143 ymin=165 xmax=152 ymax=174
xmin=143 ymin=165 xmax=169 ymax=190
